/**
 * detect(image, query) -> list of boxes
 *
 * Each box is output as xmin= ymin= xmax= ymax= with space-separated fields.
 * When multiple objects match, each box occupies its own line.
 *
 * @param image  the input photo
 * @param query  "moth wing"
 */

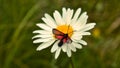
xmin=52 ymin=29 xmax=64 ymax=36
xmin=52 ymin=29 xmax=65 ymax=40
xmin=66 ymin=37 xmax=72 ymax=43
xmin=62 ymin=36 xmax=72 ymax=43
xmin=55 ymin=35 xmax=64 ymax=40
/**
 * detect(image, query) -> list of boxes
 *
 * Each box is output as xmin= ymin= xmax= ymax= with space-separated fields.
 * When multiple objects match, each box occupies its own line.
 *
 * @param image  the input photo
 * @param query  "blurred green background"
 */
xmin=0 ymin=0 xmax=120 ymax=68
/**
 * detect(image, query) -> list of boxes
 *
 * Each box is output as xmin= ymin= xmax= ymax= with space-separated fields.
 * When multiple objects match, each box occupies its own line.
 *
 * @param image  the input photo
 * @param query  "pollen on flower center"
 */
xmin=56 ymin=25 xmax=73 ymax=37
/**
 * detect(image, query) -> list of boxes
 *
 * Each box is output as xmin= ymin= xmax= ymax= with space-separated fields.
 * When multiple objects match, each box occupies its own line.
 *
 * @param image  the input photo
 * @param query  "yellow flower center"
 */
xmin=56 ymin=25 xmax=73 ymax=37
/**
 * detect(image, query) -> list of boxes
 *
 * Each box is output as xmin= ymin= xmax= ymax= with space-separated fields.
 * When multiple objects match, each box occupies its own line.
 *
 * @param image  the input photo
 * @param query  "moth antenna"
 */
xmin=67 ymin=24 xmax=77 ymax=34
xmin=68 ymin=30 xmax=76 ymax=34
xmin=67 ymin=24 xmax=70 ymax=34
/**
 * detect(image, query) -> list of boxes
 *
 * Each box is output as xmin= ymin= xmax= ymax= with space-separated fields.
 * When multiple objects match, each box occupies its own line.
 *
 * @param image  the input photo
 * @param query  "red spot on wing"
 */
xmin=63 ymin=38 xmax=67 ymax=43
xmin=63 ymin=37 xmax=72 ymax=43
xmin=52 ymin=28 xmax=72 ymax=44
xmin=55 ymin=35 xmax=64 ymax=40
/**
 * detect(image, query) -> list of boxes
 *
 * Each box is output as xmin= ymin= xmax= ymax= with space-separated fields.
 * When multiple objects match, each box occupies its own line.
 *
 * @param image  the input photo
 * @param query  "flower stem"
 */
xmin=70 ymin=57 xmax=74 ymax=68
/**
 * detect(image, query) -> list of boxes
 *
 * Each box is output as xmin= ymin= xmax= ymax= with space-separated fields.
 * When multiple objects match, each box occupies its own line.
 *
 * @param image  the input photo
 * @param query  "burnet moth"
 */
xmin=52 ymin=25 xmax=72 ymax=47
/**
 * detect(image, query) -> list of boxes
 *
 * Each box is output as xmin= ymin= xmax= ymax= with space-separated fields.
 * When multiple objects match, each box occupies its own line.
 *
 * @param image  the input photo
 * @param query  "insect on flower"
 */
xmin=32 ymin=7 xmax=96 ymax=59
xmin=52 ymin=25 xmax=73 ymax=47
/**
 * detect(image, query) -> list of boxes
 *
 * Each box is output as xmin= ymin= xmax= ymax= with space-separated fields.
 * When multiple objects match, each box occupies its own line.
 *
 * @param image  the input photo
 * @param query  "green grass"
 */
xmin=0 ymin=0 xmax=120 ymax=68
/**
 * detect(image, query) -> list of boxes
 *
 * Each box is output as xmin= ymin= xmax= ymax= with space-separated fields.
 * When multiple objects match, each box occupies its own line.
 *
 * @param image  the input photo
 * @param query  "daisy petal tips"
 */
xmin=32 ymin=7 xmax=96 ymax=59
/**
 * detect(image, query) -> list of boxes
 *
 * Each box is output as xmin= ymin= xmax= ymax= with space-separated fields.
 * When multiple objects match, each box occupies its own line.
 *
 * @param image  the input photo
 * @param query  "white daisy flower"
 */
xmin=32 ymin=8 xmax=96 ymax=59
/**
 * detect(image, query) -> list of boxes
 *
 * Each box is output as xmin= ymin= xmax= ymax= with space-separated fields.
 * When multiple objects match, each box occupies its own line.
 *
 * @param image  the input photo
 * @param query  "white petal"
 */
xmin=71 ymin=33 xmax=83 ymax=41
xmin=78 ymin=23 xmax=96 ymax=31
xmin=77 ymin=12 xmax=88 ymax=25
xmin=71 ymin=37 xmax=82 ymax=42
xmin=32 ymin=34 xmax=52 ymax=39
xmin=53 ymin=10 xmax=65 ymax=25
xmin=71 ymin=8 xmax=81 ymax=24
xmin=62 ymin=8 xmax=67 ymax=22
xmin=42 ymin=14 xmax=57 ymax=28
xmin=61 ymin=43 xmax=67 ymax=52
xmin=80 ymin=32 xmax=91 ymax=35
xmin=33 ymin=37 xmax=53 ymax=43
xmin=36 ymin=23 xmax=52 ymax=31
xmin=66 ymin=45 xmax=72 ymax=57
xmin=36 ymin=40 xmax=55 ymax=51
xmin=73 ymin=31 xmax=91 ymax=36
xmin=78 ymin=40 xmax=87 ymax=45
xmin=55 ymin=48 xmax=61 ymax=59
xmin=72 ymin=25 xmax=82 ymax=31
xmin=69 ymin=44 xmax=76 ymax=52
xmin=72 ymin=12 xmax=88 ymax=30
xmin=51 ymin=41 xmax=59 ymax=53
xmin=72 ymin=32 xmax=82 ymax=37
xmin=72 ymin=42 xmax=82 ymax=49
xmin=33 ymin=30 xmax=51 ymax=34
xmin=72 ymin=38 xmax=87 ymax=46
xmin=66 ymin=8 xmax=74 ymax=25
